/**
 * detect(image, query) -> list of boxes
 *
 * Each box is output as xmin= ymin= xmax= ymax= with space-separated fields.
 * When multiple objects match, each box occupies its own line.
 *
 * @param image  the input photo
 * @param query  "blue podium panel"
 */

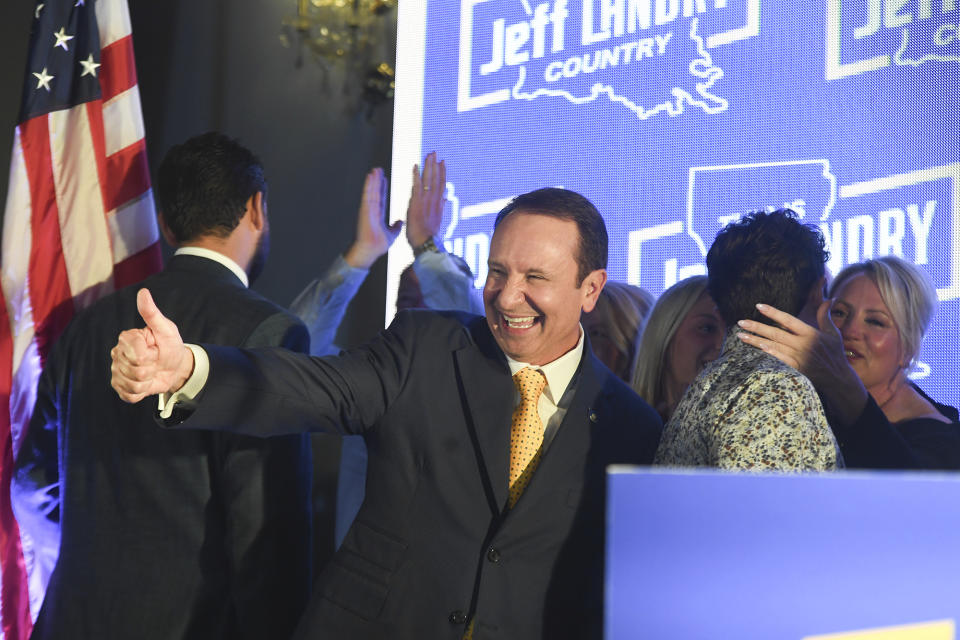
xmin=606 ymin=468 xmax=960 ymax=639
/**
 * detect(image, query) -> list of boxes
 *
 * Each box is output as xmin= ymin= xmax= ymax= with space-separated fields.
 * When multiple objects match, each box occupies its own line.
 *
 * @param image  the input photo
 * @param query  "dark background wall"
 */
xmin=0 ymin=0 xmax=398 ymax=566
xmin=130 ymin=0 xmax=397 ymax=348
xmin=1 ymin=0 xmax=396 ymax=346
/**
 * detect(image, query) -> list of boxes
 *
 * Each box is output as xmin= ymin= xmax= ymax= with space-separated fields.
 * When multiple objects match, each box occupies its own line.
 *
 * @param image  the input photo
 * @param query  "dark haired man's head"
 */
xmin=485 ymin=188 xmax=607 ymax=366
xmin=156 ymin=132 xmax=268 ymax=244
xmin=706 ymin=209 xmax=828 ymax=327
xmin=493 ymin=187 xmax=607 ymax=286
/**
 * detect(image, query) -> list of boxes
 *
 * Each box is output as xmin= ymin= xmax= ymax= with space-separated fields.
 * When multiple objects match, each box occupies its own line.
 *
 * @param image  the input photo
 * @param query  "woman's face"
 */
xmin=665 ymin=292 xmax=724 ymax=394
xmin=830 ymin=273 xmax=905 ymax=394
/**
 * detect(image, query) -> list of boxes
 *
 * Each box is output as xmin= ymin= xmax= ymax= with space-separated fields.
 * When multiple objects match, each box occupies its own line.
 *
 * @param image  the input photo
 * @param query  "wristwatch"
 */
xmin=413 ymin=236 xmax=442 ymax=257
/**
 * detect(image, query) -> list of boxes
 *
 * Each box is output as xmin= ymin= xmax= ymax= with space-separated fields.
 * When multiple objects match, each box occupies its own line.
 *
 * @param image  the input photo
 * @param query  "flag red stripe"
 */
xmin=99 ymin=35 xmax=137 ymax=103
xmin=0 ymin=279 xmax=33 ymax=640
xmin=20 ymin=117 xmax=76 ymax=361
xmin=104 ymin=139 xmax=150 ymax=213
xmin=85 ymin=100 xmax=111 ymax=220
xmin=0 ymin=432 xmax=31 ymax=640
xmin=113 ymin=241 xmax=162 ymax=290
xmin=86 ymin=99 xmax=151 ymax=217
xmin=0 ymin=241 xmax=13 ymax=462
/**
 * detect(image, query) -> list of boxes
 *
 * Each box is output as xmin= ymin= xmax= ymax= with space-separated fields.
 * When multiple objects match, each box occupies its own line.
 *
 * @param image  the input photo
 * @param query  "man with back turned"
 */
xmin=14 ymin=133 xmax=312 ymax=639
xmin=654 ymin=209 xmax=842 ymax=471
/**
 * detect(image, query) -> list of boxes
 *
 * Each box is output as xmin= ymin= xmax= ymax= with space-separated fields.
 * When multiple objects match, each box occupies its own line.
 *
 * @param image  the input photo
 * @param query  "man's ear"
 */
xmin=247 ymin=191 xmax=266 ymax=231
xmin=580 ymin=269 xmax=607 ymax=314
xmin=796 ymin=274 xmax=828 ymax=325
xmin=156 ymin=211 xmax=177 ymax=247
xmin=807 ymin=274 xmax=828 ymax=309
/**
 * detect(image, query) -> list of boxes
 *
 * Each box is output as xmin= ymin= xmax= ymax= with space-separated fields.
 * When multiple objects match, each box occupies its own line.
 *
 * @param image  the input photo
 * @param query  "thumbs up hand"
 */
xmin=111 ymin=289 xmax=194 ymax=403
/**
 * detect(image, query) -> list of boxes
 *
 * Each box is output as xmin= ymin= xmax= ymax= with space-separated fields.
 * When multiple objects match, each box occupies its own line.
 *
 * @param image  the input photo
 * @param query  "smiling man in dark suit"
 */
xmin=13 ymin=132 xmax=312 ymax=640
xmin=110 ymin=187 xmax=662 ymax=639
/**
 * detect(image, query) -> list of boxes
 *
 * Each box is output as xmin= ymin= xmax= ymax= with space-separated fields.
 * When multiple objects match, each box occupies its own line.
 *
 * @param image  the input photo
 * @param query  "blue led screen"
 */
xmin=389 ymin=0 xmax=959 ymax=406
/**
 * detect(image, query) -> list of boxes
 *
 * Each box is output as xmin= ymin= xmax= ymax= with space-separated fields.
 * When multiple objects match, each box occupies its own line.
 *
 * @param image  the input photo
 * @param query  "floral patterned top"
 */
xmin=654 ymin=329 xmax=843 ymax=471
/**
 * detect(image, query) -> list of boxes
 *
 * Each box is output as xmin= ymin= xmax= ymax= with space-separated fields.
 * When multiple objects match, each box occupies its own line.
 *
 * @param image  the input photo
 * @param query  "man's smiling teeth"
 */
xmin=504 ymin=314 xmax=536 ymax=329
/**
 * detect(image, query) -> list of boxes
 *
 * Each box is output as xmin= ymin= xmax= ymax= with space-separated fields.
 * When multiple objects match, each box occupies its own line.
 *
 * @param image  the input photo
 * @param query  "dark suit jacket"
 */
xmin=179 ymin=309 xmax=662 ymax=639
xmin=13 ymin=254 xmax=313 ymax=640
xmin=831 ymin=389 xmax=960 ymax=470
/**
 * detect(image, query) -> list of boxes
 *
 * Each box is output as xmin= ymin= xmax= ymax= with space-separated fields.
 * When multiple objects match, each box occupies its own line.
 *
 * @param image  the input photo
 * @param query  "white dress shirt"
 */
xmin=504 ymin=326 xmax=584 ymax=448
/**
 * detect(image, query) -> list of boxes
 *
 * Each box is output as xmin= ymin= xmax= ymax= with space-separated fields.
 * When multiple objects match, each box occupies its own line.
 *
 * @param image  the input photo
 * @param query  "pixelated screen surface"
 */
xmin=389 ymin=0 xmax=959 ymax=406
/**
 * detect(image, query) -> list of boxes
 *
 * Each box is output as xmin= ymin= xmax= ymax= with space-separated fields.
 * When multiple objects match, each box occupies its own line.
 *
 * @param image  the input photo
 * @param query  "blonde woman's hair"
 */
xmin=586 ymin=281 xmax=655 ymax=366
xmin=630 ymin=276 xmax=709 ymax=409
xmin=830 ymin=256 xmax=937 ymax=368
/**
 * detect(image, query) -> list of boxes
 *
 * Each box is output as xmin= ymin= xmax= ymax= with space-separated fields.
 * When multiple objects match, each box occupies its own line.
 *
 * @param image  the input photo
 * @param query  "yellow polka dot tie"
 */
xmin=508 ymin=367 xmax=547 ymax=509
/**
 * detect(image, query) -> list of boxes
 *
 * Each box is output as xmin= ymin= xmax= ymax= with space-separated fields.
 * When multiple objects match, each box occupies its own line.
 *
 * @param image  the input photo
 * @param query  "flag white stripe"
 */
xmin=9 ymin=332 xmax=45 ymax=621
xmin=102 ymin=87 xmax=145 ymax=157
xmin=95 ymin=0 xmax=132 ymax=49
xmin=1 ymin=125 xmax=43 ymax=631
xmin=1 ymin=127 xmax=38 ymax=390
xmin=49 ymin=108 xmax=114 ymax=309
xmin=9 ymin=340 xmax=40 ymax=463
xmin=2 ymin=127 xmax=46 ymax=623
xmin=109 ymin=190 xmax=159 ymax=262
xmin=1 ymin=122 xmax=40 ymax=450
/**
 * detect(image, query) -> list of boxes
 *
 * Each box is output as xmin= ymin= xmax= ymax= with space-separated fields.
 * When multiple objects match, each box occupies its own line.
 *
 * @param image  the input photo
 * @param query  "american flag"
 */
xmin=0 ymin=0 xmax=161 ymax=636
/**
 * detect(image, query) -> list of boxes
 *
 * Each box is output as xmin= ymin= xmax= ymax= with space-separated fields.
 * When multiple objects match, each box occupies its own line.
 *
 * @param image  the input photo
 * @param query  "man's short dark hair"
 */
xmin=494 ymin=187 xmax=607 ymax=285
xmin=156 ymin=132 xmax=267 ymax=243
xmin=706 ymin=209 xmax=828 ymax=326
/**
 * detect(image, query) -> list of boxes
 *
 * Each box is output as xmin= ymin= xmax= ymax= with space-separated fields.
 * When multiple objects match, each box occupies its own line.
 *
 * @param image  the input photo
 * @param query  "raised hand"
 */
xmin=737 ymin=300 xmax=868 ymax=425
xmin=406 ymin=152 xmax=447 ymax=249
xmin=344 ymin=168 xmax=403 ymax=269
xmin=111 ymin=289 xmax=194 ymax=403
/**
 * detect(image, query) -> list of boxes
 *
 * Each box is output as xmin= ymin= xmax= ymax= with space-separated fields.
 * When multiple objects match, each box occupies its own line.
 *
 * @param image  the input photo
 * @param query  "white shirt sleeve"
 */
xmin=157 ymin=344 xmax=210 ymax=419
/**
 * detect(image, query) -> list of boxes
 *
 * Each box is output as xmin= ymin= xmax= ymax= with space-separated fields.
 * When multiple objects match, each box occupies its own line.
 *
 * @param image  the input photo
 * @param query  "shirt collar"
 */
xmin=504 ymin=325 xmax=584 ymax=404
xmin=721 ymin=326 xmax=751 ymax=355
xmin=175 ymin=247 xmax=248 ymax=287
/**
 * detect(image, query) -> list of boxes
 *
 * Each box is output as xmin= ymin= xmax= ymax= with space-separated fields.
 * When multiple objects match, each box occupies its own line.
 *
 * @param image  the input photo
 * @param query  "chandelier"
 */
xmin=281 ymin=0 xmax=397 ymax=112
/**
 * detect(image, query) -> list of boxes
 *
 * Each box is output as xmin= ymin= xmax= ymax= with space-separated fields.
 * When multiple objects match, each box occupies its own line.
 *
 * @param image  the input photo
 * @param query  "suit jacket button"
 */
xmin=486 ymin=547 xmax=501 ymax=563
xmin=449 ymin=610 xmax=467 ymax=624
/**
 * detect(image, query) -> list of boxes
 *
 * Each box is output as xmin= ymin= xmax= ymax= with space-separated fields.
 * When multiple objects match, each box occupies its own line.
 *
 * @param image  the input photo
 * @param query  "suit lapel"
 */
xmin=453 ymin=317 xmax=514 ymax=514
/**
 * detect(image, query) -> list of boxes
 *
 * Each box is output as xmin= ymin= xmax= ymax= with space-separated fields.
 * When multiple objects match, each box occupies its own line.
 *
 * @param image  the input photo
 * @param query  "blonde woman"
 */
xmin=740 ymin=256 xmax=960 ymax=469
xmin=582 ymin=281 xmax=654 ymax=381
xmin=630 ymin=276 xmax=724 ymax=422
